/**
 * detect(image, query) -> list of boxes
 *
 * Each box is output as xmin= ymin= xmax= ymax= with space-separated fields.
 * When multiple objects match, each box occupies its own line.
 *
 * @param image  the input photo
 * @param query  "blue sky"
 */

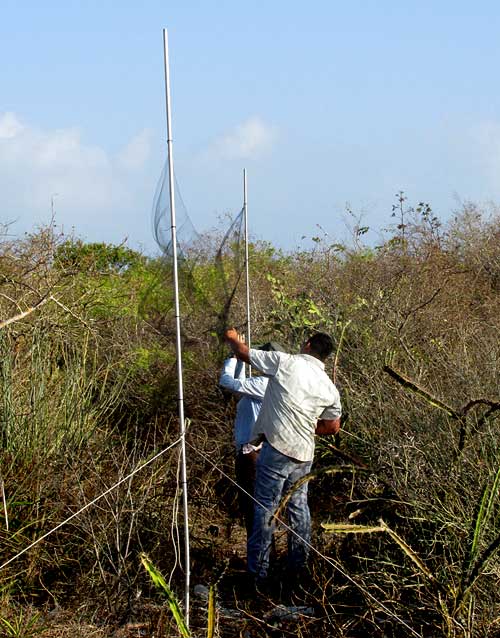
xmin=1 ymin=1 xmax=500 ymax=254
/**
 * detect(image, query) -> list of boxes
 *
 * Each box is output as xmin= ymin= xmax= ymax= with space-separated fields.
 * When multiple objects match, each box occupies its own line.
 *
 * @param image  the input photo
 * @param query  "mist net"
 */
xmin=213 ymin=206 xmax=246 ymax=339
xmin=152 ymin=161 xmax=199 ymax=257
xmin=151 ymin=160 xmax=248 ymax=351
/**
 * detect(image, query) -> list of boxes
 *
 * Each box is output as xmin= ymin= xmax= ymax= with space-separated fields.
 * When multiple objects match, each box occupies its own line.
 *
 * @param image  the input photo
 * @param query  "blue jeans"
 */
xmin=247 ymin=442 xmax=312 ymax=579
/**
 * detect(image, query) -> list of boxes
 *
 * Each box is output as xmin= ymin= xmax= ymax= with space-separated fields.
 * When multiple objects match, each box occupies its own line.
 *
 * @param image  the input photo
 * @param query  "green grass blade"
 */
xmin=469 ymin=485 xmax=491 ymax=563
xmin=207 ymin=584 xmax=216 ymax=638
xmin=461 ymin=464 xmax=500 ymax=594
xmin=140 ymin=553 xmax=190 ymax=637
xmin=0 ymin=617 xmax=16 ymax=635
xmin=478 ymin=465 xmax=500 ymax=544
xmin=465 ymin=532 xmax=500 ymax=593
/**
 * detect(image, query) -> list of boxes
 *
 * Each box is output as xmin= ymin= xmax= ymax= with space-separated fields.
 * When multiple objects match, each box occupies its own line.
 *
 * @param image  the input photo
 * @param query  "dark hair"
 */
xmin=259 ymin=341 xmax=286 ymax=353
xmin=307 ymin=332 xmax=334 ymax=361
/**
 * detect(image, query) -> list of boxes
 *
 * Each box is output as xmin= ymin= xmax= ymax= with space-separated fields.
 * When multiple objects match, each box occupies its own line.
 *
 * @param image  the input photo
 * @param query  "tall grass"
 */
xmin=0 ymin=329 xmax=124 ymax=465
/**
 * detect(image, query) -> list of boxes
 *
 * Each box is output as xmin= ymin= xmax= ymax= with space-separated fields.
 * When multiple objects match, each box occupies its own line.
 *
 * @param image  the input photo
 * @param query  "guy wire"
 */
xmin=184 ymin=438 xmax=422 ymax=638
xmin=0 ymin=426 xmax=422 ymax=636
xmin=0 ymin=435 xmax=184 ymax=572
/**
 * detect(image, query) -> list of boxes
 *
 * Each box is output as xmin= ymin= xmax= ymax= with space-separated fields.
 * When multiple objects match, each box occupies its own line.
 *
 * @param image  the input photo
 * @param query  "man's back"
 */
xmin=249 ymin=350 xmax=341 ymax=462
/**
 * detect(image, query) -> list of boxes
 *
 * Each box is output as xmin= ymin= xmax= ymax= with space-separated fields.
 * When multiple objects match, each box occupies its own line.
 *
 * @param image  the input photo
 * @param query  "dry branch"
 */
xmin=0 ymin=295 xmax=50 ymax=330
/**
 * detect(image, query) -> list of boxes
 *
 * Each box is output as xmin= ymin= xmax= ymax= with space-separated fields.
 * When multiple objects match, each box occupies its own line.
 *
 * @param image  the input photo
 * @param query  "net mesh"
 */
xmin=213 ymin=206 xmax=245 ymax=338
xmin=152 ymin=161 xmax=199 ymax=257
xmin=150 ymin=158 xmax=247 ymax=350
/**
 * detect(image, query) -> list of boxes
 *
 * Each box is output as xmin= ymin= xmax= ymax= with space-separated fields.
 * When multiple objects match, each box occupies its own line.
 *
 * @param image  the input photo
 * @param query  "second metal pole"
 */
xmin=243 ymin=169 xmax=251 ymax=369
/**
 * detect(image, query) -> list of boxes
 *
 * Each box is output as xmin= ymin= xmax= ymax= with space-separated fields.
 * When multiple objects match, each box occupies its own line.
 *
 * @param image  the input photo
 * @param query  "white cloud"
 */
xmin=0 ymin=112 xmax=154 ymax=242
xmin=0 ymin=113 xmax=23 ymax=140
xmin=118 ymin=129 xmax=153 ymax=170
xmin=206 ymin=116 xmax=276 ymax=160
xmin=0 ymin=112 xmax=24 ymax=139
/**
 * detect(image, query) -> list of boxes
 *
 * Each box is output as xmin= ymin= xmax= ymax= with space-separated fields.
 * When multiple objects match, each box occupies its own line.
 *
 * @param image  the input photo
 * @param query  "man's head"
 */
xmin=301 ymin=332 xmax=334 ymax=361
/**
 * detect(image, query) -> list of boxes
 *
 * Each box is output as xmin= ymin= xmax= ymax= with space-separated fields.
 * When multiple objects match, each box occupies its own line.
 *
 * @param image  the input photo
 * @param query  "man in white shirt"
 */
xmin=224 ymin=328 xmax=341 ymax=585
xmin=219 ymin=340 xmax=284 ymax=537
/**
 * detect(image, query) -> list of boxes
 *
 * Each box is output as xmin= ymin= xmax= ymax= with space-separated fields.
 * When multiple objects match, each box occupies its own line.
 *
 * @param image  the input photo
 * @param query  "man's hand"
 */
xmin=224 ymin=328 xmax=250 ymax=364
xmin=224 ymin=328 xmax=239 ymax=343
xmin=315 ymin=418 xmax=341 ymax=435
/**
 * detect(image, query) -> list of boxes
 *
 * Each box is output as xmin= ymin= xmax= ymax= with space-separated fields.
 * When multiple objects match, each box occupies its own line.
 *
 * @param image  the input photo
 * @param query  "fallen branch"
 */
xmin=0 ymin=294 xmax=92 ymax=331
xmin=383 ymin=365 xmax=460 ymax=419
xmin=0 ymin=295 xmax=50 ymax=330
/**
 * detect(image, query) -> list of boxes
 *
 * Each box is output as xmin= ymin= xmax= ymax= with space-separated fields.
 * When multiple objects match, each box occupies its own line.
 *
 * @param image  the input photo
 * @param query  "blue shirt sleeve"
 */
xmin=234 ymin=359 xmax=245 ymax=381
xmin=219 ymin=357 xmax=268 ymax=399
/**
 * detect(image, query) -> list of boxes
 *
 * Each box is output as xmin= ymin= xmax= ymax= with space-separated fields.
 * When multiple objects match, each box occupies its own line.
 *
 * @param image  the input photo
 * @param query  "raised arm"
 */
xmin=224 ymin=328 xmax=251 ymax=364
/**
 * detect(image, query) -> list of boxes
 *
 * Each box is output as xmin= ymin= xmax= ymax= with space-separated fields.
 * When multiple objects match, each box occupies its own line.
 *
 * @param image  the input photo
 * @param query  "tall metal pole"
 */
xmin=162 ymin=28 xmax=190 ymax=624
xmin=243 ymin=169 xmax=251 ymax=369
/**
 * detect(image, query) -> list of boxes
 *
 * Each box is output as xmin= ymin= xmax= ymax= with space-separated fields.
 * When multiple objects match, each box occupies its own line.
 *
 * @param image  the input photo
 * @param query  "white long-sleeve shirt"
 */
xmin=248 ymin=349 xmax=342 ymax=462
xmin=219 ymin=357 xmax=269 ymax=449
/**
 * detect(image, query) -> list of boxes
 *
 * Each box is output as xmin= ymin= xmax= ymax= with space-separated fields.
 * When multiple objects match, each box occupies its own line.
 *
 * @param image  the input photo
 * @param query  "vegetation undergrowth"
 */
xmin=0 ymin=198 xmax=498 ymax=637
